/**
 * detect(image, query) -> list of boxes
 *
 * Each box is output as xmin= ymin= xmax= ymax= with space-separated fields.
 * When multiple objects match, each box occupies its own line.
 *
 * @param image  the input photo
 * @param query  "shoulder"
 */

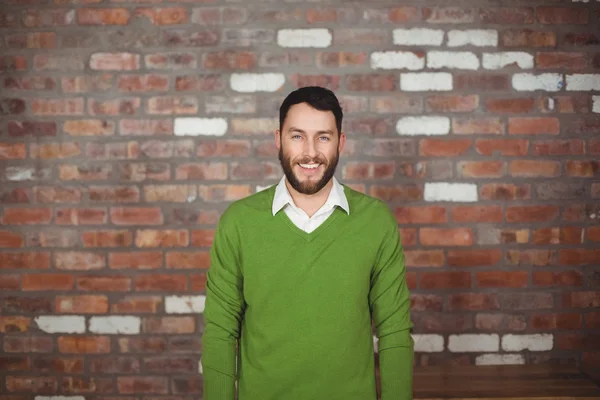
xmin=219 ymin=184 xmax=276 ymax=226
xmin=343 ymin=184 xmax=396 ymax=228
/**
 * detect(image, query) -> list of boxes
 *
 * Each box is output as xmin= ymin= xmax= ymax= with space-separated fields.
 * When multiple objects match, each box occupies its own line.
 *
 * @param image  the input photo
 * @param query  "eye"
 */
xmin=319 ymin=136 xmax=330 ymax=142
xmin=291 ymin=135 xmax=302 ymax=139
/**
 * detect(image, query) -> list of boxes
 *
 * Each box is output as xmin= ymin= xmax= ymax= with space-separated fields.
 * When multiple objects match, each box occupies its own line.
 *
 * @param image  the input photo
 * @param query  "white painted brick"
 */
xmin=36 ymin=397 xmax=86 ymax=400
xmin=424 ymin=182 xmax=478 ymax=203
xmin=277 ymin=29 xmax=332 ymax=48
xmin=413 ymin=334 xmax=444 ymax=353
xmin=482 ymin=52 xmax=534 ymax=70
xmin=174 ymin=118 xmax=227 ymax=136
xmin=593 ymin=96 xmax=600 ymax=113
xmin=400 ymin=72 xmax=453 ymax=92
xmin=230 ymin=73 xmax=285 ymax=93
xmin=447 ymin=30 xmax=498 ymax=47
xmin=371 ymin=51 xmax=425 ymax=70
xmin=396 ymin=116 xmax=450 ymax=136
xmin=427 ymin=51 xmax=479 ymax=70
xmin=89 ymin=316 xmax=141 ymax=335
xmin=512 ymin=73 xmax=563 ymax=92
xmin=35 ymin=316 xmax=85 ymax=334
xmin=476 ymin=354 xmax=525 ymax=366
xmin=393 ymin=28 xmax=444 ymax=46
xmin=502 ymin=334 xmax=553 ymax=352
xmin=565 ymin=74 xmax=600 ymax=91
xmin=448 ymin=334 xmax=499 ymax=352
xmin=165 ymin=295 xmax=206 ymax=314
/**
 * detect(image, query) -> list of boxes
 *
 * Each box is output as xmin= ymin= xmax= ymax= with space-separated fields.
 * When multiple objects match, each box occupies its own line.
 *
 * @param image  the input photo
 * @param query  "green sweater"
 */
xmin=202 ymin=184 xmax=414 ymax=400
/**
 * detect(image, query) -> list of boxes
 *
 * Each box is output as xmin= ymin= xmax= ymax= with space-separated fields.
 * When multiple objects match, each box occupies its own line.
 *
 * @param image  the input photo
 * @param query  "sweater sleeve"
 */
xmin=369 ymin=208 xmax=414 ymax=400
xmin=202 ymin=209 xmax=245 ymax=400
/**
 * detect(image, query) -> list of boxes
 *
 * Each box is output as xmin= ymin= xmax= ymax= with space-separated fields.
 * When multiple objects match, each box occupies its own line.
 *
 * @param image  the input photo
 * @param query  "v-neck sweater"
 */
xmin=202 ymin=184 xmax=414 ymax=400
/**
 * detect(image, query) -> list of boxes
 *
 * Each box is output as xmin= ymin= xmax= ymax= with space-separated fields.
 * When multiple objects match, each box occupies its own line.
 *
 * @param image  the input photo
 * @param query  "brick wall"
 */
xmin=1 ymin=0 xmax=600 ymax=397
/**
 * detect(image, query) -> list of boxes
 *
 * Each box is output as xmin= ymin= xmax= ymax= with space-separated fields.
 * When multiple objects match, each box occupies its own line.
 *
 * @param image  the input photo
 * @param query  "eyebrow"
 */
xmin=288 ymin=127 xmax=334 ymax=135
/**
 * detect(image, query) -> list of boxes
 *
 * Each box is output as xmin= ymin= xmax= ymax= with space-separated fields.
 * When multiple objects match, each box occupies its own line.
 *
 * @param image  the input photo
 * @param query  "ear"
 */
xmin=338 ymin=132 xmax=346 ymax=154
xmin=275 ymin=129 xmax=281 ymax=150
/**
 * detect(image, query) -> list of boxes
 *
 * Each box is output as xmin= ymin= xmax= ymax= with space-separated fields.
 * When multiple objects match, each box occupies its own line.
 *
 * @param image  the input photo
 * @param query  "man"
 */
xmin=202 ymin=86 xmax=413 ymax=400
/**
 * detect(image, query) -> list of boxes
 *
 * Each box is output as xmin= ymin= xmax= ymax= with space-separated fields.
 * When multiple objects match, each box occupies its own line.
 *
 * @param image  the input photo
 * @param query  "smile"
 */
xmin=298 ymin=163 xmax=321 ymax=170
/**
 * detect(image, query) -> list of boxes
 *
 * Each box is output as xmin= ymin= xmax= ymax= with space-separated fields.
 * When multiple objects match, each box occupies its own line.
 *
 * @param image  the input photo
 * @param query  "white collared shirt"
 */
xmin=272 ymin=176 xmax=350 ymax=233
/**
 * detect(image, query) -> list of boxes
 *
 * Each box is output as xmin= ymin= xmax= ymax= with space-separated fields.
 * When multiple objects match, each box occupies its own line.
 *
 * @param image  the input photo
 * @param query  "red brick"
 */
xmin=533 ymin=271 xmax=583 ymax=287
xmin=290 ymin=74 xmax=340 ymax=90
xmin=111 ymin=296 xmax=162 ymax=314
xmin=119 ymin=120 xmax=172 ymax=136
xmin=413 ymin=314 xmax=472 ymax=333
xmin=32 ymin=98 xmax=84 ymax=115
xmin=166 ymin=251 xmax=210 ymax=269
xmin=0 ymin=55 xmax=28 ymax=71
xmin=0 ymin=231 xmax=24 ymax=248
xmin=316 ymin=52 xmax=367 ymax=68
xmin=0 ymin=316 xmax=30 ymax=333
xmin=455 ymin=74 xmax=510 ymax=91
xmin=451 ymin=206 xmax=503 ymax=223
xmin=566 ymin=160 xmax=599 ymax=177
xmin=175 ymin=162 xmax=228 ymax=180
xmin=564 ymin=33 xmax=600 ymax=46
xmin=419 ymin=139 xmax=472 ymax=157
xmin=510 ymin=160 xmax=560 ymax=177
xmin=532 ymin=139 xmax=585 ymax=156
xmin=364 ymin=7 xmax=419 ymax=23
xmin=333 ymin=29 xmax=388 ymax=46
xmin=134 ymin=7 xmax=188 ymax=25
xmin=54 ymin=251 xmax=106 ymax=270
xmin=85 ymin=142 xmax=139 ymax=160
xmin=0 ymin=188 xmax=32 ymax=204
xmin=420 ymin=272 xmax=471 ymax=289
xmin=508 ymin=117 xmax=560 ymax=135
xmin=135 ymin=230 xmax=189 ymax=248
xmin=345 ymin=74 xmax=396 ymax=91
xmin=142 ymin=317 xmax=195 ymax=334
xmin=56 ymin=295 xmax=108 ymax=314
xmin=147 ymin=95 xmax=198 ymax=115
xmin=89 ymin=356 xmax=140 ymax=373
xmin=4 ymin=76 xmax=56 ymax=91
xmin=88 ymin=97 xmax=141 ymax=116
xmin=563 ymin=292 xmax=600 ymax=308
xmin=475 ymin=139 xmax=528 ymax=156
xmin=399 ymin=228 xmax=417 ymax=247
xmin=145 ymin=52 xmax=197 ymax=70
xmin=507 ymin=205 xmax=559 ymax=223
xmin=144 ymin=184 xmax=197 ymax=203
xmin=6 ymin=32 xmax=56 ymax=49
xmin=420 ymin=228 xmax=473 ymax=247
xmin=143 ymin=356 xmax=196 ymax=373
xmin=58 ymin=336 xmax=110 ymax=354
xmin=536 ymin=52 xmax=587 ymax=70
xmin=118 ymin=74 xmax=169 ymax=92
xmin=395 ymin=206 xmax=446 ymax=224
xmin=537 ymin=7 xmax=589 ymax=24
xmin=531 ymin=313 xmax=581 ymax=330
xmin=344 ymin=117 xmax=395 ymax=136
xmin=5 ymin=376 xmax=58 ymax=393
xmin=135 ymin=274 xmax=187 ymax=291
xmin=199 ymin=185 xmax=252 ymax=203
xmin=77 ymin=275 xmax=131 ymax=292
xmin=453 ymin=117 xmax=504 ymax=134
xmin=556 ymin=333 xmax=600 ymax=351
xmin=22 ymin=273 xmax=74 ymax=291
xmin=203 ymin=50 xmax=256 ymax=70
xmin=480 ymin=7 xmax=534 ymax=24
xmin=476 ymin=271 xmax=528 ymax=288
xmin=118 ymin=337 xmax=166 ymax=354
xmin=175 ymin=74 xmax=224 ymax=91
xmin=59 ymin=165 xmax=112 ymax=181
xmin=109 ymin=251 xmax=162 ymax=270
xmin=30 ymin=142 xmax=81 ymax=159
xmin=34 ymin=186 xmax=81 ymax=203
xmin=404 ymin=250 xmax=445 ymax=267
xmin=117 ymin=376 xmax=168 ymax=394
xmin=0 ymin=252 xmax=49 ymax=270
xmin=78 ymin=8 xmax=130 ymax=25
xmin=190 ymin=230 xmax=215 ymax=247
xmin=110 ymin=207 xmax=163 ymax=225
xmin=410 ymin=295 xmax=443 ymax=312
xmin=459 ymin=161 xmax=505 ymax=178
xmin=449 ymin=293 xmax=500 ymax=310
xmin=480 ymin=183 xmax=530 ymax=200
xmin=173 ymin=377 xmax=203 ymax=394
xmin=7 ymin=121 xmax=56 ymax=138
xmin=63 ymin=120 xmax=115 ymax=138
xmin=343 ymin=161 xmax=395 ymax=180
xmin=0 ymin=274 xmax=21 ymax=290
xmin=585 ymin=312 xmax=600 ymax=328
xmin=422 ymin=7 xmax=474 ymax=23
xmin=55 ymin=208 xmax=107 ymax=225
xmin=190 ymin=273 xmax=207 ymax=291
xmin=532 ymin=227 xmax=583 ymax=245
xmin=485 ymin=97 xmax=535 ymax=113
xmin=588 ymin=226 xmax=600 ymax=242
xmin=447 ymin=249 xmax=503 ymax=267
xmin=119 ymin=163 xmax=171 ymax=181
xmin=0 ymin=356 xmax=29 ymax=371
xmin=475 ymin=313 xmax=526 ymax=331
xmin=426 ymin=95 xmax=478 ymax=113
xmin=506 ymin=249 xmax=554 ymax=266
xmin=559 ymin=249 xmax=600 ymax=266
xmin=4 ymin=336 xmax=53 ymax=353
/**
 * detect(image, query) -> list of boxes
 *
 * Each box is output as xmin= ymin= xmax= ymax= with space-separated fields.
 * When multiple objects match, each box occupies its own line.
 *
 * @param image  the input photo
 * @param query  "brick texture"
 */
xmin=1 ymin=0 xmax=599 ymax=395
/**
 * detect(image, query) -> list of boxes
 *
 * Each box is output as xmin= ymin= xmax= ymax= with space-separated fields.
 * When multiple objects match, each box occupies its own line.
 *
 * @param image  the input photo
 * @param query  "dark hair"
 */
xmin=279 ymin=86 xmax=343 ymax=135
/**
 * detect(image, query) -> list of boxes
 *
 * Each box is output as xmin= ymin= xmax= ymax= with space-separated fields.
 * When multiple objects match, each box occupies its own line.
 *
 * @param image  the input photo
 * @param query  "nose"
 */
xmin=303 ymin=137 xmax=318 ymax=159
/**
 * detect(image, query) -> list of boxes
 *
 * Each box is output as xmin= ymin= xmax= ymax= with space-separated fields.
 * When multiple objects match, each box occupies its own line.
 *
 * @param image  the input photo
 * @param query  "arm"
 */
xmin=369 ymin=208 xmax=414 ymax=400
xmin=202 ymin=209 xmax=245 ymax=400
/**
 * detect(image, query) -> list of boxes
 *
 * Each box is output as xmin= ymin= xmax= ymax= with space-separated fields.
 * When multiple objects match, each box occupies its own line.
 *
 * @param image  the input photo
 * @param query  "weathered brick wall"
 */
xmin=1 ymin=0 xmax=600 ymax=397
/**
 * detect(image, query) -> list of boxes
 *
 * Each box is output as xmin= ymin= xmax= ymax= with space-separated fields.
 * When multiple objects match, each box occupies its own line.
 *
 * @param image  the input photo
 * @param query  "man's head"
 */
xmin=276 ymin=86 xmax=346 ymax=196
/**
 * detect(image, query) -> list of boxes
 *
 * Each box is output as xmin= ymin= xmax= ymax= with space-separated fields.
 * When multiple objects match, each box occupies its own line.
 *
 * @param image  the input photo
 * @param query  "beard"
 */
xmin=278 ymin=144 xmax=339 ymax=195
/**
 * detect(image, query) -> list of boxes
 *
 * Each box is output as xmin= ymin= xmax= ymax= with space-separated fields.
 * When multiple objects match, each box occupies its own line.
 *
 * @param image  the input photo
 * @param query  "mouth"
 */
xmin=297 ymin=163 xmax=322 ymax=174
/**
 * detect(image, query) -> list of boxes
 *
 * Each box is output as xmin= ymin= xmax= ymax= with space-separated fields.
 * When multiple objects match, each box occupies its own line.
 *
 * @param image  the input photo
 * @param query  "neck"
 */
xmin=285 ymin=178 xmax=333 ymax=218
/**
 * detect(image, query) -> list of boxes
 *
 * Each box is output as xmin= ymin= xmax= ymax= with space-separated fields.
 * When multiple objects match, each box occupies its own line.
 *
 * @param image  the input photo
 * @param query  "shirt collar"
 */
xmin=272 ymin=176 xmax=350 ymax=216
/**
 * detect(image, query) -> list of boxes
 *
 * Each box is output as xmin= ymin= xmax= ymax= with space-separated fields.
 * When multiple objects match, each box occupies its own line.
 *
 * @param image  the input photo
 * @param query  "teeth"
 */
xmin=299 ymin=163 xmax=320 ymax=169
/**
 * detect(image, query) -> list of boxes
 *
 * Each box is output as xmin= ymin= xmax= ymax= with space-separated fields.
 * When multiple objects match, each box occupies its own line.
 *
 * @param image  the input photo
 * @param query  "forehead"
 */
xmin=283 ymin=102 xmax=337 ymax=131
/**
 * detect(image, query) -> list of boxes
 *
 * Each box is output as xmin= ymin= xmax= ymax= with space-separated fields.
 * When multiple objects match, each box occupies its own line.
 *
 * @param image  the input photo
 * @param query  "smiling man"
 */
xmin=202 ymin=86 xmax=413 ymax=400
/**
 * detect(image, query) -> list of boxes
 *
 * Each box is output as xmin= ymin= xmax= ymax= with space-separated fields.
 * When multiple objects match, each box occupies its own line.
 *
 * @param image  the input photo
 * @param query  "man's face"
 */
xmin=276 ymin=102 xmax=346 ymax=195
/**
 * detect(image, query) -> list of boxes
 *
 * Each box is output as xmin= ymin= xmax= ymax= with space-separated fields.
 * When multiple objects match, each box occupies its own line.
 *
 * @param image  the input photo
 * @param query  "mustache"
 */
xmin=296 ymin=156 xmax=326 ymax=165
